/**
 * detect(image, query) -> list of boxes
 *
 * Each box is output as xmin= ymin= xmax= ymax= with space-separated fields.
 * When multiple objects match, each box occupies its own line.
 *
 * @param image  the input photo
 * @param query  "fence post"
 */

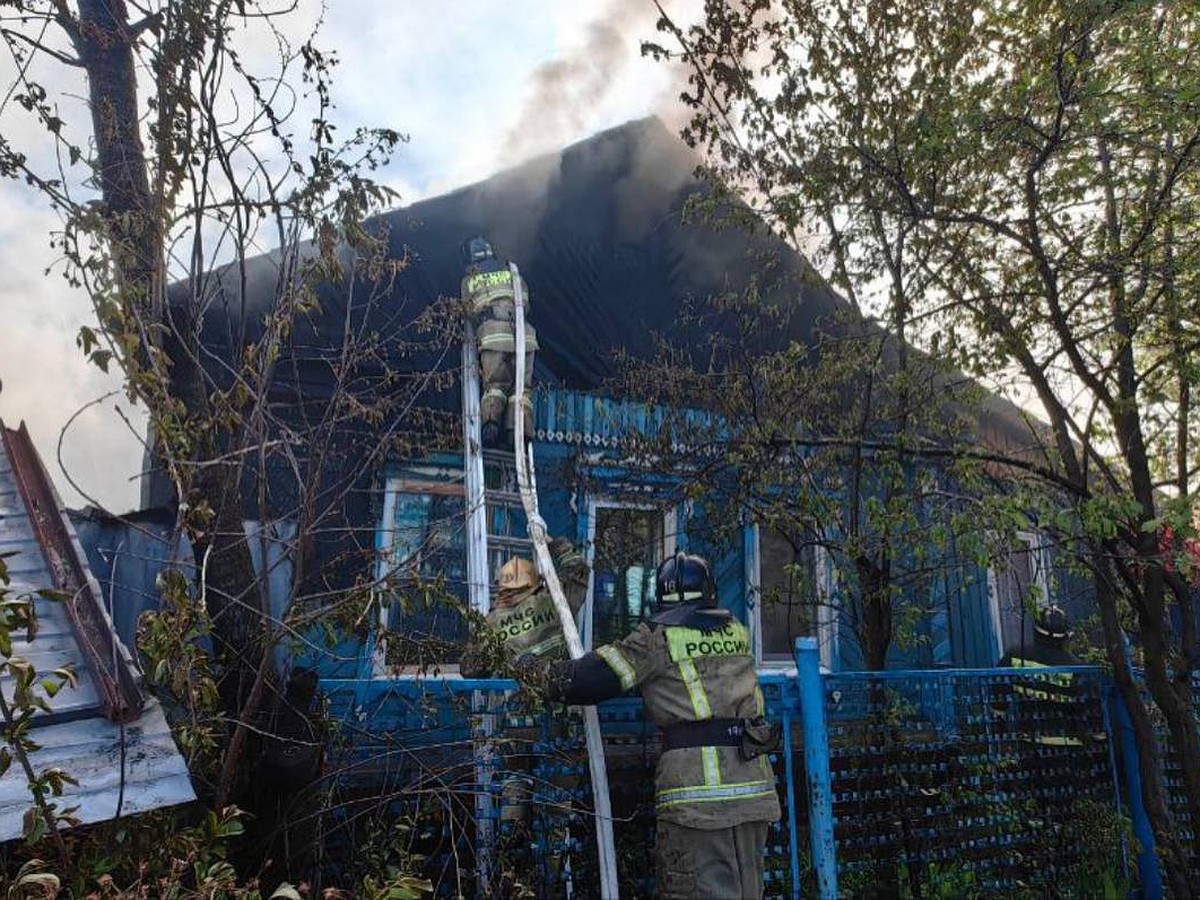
xmin=796 ymin=636 xmax=838 ymax=900
xmin=781 ymin=707 xmax=801 ymax=899
xmin=1110 ymin=681 xmax=1163 ymax=899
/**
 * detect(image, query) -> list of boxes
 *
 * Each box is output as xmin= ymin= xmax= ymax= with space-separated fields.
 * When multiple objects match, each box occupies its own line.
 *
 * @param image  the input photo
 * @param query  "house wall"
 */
xmin=365 ymin=388 xmax=1023 ymax=676
xmin=98 ymin=388 xmax=1082 ymax=679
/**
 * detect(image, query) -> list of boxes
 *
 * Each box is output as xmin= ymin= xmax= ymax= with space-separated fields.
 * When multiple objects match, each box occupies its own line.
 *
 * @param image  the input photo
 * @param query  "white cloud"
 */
xmin=0 ymin=190 xmax=145 ymax=511
xmin=0 ymin=1 xmax=694 ymax=511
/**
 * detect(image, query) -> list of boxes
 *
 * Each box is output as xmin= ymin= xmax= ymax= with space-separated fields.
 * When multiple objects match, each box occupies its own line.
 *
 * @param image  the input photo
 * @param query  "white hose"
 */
xmin=511 ymin=263 xmax=620 ymax=899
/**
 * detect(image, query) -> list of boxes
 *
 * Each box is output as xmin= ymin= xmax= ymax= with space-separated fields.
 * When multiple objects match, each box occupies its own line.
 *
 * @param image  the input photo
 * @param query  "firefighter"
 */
xmin=460 ymin=236 xmax=538 ymax=449
xmin=1001 ymin=605 xmax=1079 ymax=668
xmin=459 ymin=538 xmax=589 ymax=677
xmin=996 ymin=605 xmax=1086 ymax=748
xmin=459 ymin=541 xmax=588 ymax=890
xmin=531 ymin=552 xmax=782 ymax=900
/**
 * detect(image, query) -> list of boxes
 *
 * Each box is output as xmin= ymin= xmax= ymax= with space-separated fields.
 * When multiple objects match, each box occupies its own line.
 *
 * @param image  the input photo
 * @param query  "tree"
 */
xmin=611 ymin=258 xmax=1031 ymax=896
xmin=612 ymin=279 xmax=1002 ymax=674
xmin=0 ymin=0 xmax=453 ymax=880
xmin=650 ymin=0 xmax=1200 ymax=890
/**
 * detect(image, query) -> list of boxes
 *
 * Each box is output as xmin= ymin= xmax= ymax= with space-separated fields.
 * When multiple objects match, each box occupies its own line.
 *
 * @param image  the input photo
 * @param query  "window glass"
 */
xmin=378 ymin=459 xmax=531 ymax=671
xmin=993 ymin=534 xmax=1046 ymax=655
xmin=591 ymin=507 xmax=665 ymax=646
xmin=759 ymin=527 xmax=817 ymax=661
xmin=383 ymin=487 xmax=469 ymax=667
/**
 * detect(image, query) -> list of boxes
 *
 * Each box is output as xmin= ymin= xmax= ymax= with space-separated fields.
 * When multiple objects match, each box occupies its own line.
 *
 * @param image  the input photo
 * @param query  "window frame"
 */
xmin=986 ymin=528 xmax=1051 ymax=664
xmin=373 ymin=469 xmax=473 ymax=679
xmin=747 ymin=522 xmax=838 ymax=672
xmin=581 ymin=497 xmax=678 ymax=651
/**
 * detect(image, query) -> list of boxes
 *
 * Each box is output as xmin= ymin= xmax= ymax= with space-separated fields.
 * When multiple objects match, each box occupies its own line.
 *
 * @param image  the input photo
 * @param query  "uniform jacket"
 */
xmin=999 ymin=636 xmax=1079 ymax=668
xmin=461 ymin=544 xmax=588 ymax=675
xmin=554 ymin=604 xmax=782 ymax=830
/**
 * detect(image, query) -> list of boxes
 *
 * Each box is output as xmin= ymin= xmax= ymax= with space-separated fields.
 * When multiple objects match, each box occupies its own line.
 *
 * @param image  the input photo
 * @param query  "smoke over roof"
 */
xmin=500 ymin=0 xmax=670 ymax=166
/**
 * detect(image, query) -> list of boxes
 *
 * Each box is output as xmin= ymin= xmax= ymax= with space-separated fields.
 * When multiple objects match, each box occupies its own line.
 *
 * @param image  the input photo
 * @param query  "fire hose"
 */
xmin=511 ymin=263 xmax=620 ymax=899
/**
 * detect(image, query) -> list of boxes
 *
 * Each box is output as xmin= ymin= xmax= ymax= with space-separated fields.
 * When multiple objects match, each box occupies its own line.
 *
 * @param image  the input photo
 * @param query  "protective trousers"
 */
xmin=476 ymin=304 xmax=537 ymax=437
xmin=655 ymin=820 xmax=769 ymax=899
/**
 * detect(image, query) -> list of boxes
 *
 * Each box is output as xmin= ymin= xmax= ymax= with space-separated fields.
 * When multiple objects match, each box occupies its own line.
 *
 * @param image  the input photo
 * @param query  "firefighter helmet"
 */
xmin=1034 ymin=605 xmax=1070 ymax=642
xmin=656 ymin=552 xmax=716 ymax=608
xmin=462 ymin=235 xmax=495 ymax=266
xmin=498 ymin=556 xmax=538 ymax=592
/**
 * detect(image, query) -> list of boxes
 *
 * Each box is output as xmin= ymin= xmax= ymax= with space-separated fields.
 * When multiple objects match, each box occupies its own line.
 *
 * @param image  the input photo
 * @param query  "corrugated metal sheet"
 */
xmin=0 ymin=425 xmax=194 ymax=841
xmin=0 ymin=447 xmax=99 ymax=719
xmin=0 ymin=703 xmax=194 ymax=831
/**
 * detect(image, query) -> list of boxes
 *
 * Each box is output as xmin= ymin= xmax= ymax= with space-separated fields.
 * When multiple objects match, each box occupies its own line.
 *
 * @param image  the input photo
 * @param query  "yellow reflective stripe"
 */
xmin=479 ymin=333 xmax=516 ymax=350
xmin=597 ymin=646 xmax=637 ymax=691
xmin=658 ymin=779 xmax=770 ymax=797
xmin=656 ymin=779 xmax=775 ymax=808
xmin=1034 ymin=735 xmax=1084 ymax=746
xmin=755 ymin=686 xmax=765 ymax=716
xmin=524 ymin=634 xmax=565 ymax=656
xmin=702 ymin=747 xmax=721 ymax=786
xmin=657 ymin=790 xmax=776 ymax=810
xmin=482 ymin=388 xmax=507 ymax=400
xmin=678 ymin=659 xmax=712 ymax=719
xmin=465 ymin=270 xmax=513 ymax=293
xmin=666 ymin=622 xmax=751 ymax=662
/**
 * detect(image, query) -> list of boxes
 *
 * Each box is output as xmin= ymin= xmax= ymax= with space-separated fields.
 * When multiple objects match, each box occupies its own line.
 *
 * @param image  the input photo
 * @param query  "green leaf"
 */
xmin=76 ymin=325 xmax=98 ymax=355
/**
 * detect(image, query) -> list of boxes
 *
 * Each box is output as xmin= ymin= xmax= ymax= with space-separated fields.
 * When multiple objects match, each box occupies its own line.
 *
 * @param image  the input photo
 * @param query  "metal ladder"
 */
xmin=463 ymin=271 xmax=620 ymax=897
xmin=461 ymin=327 xmax=541 ymax=890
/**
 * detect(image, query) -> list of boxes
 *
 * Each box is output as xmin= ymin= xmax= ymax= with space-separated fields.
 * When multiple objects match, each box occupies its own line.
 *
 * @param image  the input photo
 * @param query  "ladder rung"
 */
xmin=484 ymin=489 xmax=524 ymax=505
xmin=488 ymin=535 xmax=533 ymax=549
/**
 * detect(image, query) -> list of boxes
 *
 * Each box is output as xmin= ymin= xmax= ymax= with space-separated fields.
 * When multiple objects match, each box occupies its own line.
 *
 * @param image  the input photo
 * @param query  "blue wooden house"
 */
xmin=58 ymin=120 xmax=1171 ymax=900
xmin=90 ymin=117 xmax=1091 ymax=686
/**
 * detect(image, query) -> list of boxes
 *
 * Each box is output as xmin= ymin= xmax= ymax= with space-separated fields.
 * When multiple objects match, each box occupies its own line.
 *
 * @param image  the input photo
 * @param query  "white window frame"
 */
xmin=747 ymin=522 xmax=837 ymax=672
xmin=986 ymin=528 xmax=1050 ymax=664
xmin=373 ymin=470 xmax=470 ymax=679
xmin=581 ymin=497 xmax=677 ymax=651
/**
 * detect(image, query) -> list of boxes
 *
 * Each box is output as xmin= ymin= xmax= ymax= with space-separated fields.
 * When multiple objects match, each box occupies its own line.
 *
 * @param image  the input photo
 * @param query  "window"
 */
xmin=376 ymin=461 xmax=530 ymax=673
xmin=757 ymin=527 xmax=819 ymax=664
xmin=480 ymin=455 xmax=530 ymax=584
xmin=379 ymin=481 xmax=470 ymax=668
xmin=988 ymin=530 xmax=1049 ymax=661
xmin=586 ymin=503 xmax=675 ymax=647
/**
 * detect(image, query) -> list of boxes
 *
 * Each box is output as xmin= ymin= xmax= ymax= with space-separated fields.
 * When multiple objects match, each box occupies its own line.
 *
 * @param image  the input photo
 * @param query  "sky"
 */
xmin=0 ymin=0 xmax=694 ymax=512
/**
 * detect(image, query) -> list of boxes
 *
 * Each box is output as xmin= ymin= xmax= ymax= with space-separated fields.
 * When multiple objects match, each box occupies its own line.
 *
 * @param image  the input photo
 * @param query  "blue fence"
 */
xmin=320 ymin=644 xmax=1188 ymax=898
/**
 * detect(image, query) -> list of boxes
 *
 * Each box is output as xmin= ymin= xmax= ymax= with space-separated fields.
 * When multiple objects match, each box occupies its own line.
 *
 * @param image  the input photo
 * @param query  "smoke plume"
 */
xmin=499 ymin=0 xmax=683 ymax=166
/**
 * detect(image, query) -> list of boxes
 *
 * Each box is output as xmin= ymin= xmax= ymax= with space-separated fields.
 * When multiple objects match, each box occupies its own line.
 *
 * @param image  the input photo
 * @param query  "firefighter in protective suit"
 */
xmin=459 ymin=541 xmax=589 ymax=890
xmin=461 ymin=236 xmax=538 ymax=449
xmin=534 ymin=552 xmax=782 ymax=900
xmin=1000 ymin=605 xmax=1079 ymax=668
xmin=459 ymin=539 xmax=589 ymax=677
